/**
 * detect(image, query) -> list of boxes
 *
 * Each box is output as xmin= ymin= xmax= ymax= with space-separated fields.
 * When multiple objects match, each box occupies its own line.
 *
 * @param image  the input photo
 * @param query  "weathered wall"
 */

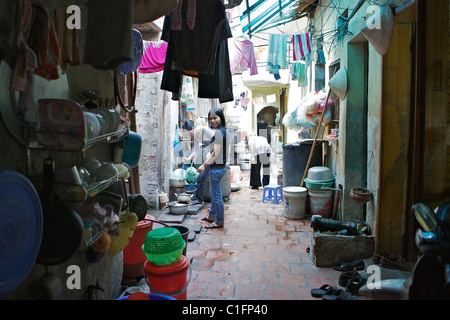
xmin=310 ymin=0 xmax=388 ymax=225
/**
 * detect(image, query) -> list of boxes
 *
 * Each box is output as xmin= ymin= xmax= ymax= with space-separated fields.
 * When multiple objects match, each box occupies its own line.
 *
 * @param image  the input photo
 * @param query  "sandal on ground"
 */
xmin=205 ymin=222 xmax=223 ymax=229
xmin=322 ymin=288 xmax=358 ymax=300
xmin=310 ymin=284 xmax=339 ymax=298
xmin=338 ymin=268 xmax=366 ymax=287
xmin=190 ymin=200 xmax=203 ymax=205
xmin=333 ymin=258 xmax=365 ymax=272
xmin=345 ymin=276 xmax=367 ymax=295
xmin=201 ymin=217 xmax=214 ymax=222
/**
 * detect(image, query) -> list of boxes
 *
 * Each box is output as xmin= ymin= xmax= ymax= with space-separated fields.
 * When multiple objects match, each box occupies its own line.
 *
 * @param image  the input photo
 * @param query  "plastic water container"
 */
xmin=308 ymin=189 xmax=333 ymax=218
xmin=282 ymin=187 xmax=308 ymax=219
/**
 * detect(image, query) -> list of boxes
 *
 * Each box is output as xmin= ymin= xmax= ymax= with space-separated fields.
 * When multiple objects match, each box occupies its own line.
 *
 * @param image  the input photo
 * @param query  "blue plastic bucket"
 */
xmin=122 ymin=131 xmax=142 ymax=168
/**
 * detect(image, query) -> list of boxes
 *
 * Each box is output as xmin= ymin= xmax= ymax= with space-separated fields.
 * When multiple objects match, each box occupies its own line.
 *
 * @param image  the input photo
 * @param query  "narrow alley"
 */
xmin=176 ymin=171 xmax=345 ymax=300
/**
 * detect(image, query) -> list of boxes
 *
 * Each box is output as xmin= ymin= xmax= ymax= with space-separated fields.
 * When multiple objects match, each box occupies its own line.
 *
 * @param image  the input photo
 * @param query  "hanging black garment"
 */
xmin=160 ymin=0 xmax=233 ymax=103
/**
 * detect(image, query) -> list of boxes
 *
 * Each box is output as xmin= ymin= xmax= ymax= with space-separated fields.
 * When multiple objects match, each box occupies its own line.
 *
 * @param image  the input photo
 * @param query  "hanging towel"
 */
xmin=172 ymin=0 xmax=196 ymax=30
xmin=290 ymin=61 xmax=307 ymax=87
xmin=138 ymin=41 xmax=168 ymax=73
xmin=292 ymin=33 xmax=311 ymax=61
xmin=27 ymin=3 xmax=60 ymax=80
xmin=54 ymin=8 xmax=80 ymax=74
xmin=267 ymin=34 xmax=287 ymax=79
xmin=84 ymin=0 xmax=133 ymax=70
xmin=228 ymin=38 xmax=258 ymax=75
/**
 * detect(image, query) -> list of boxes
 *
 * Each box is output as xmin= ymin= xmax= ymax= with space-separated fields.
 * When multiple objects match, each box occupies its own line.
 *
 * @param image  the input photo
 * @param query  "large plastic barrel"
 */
xmin=282 ymin=141 xmax=323 ymax=187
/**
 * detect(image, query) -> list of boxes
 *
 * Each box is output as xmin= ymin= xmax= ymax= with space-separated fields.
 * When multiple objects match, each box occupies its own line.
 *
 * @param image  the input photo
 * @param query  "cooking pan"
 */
xmin=37 ymin=158 xmax=84 ymax=266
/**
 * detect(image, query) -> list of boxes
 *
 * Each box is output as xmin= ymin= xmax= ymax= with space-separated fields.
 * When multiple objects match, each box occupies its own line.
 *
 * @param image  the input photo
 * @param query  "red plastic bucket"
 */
xmin=144 ymin=255 xmax=191 ymax=300
xmin=123 ymin=215 xmax=155 ymax=279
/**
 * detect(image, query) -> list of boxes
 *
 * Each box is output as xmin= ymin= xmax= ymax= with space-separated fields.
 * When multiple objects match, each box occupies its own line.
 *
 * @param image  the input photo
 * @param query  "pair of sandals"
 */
xmin=338 ymin=268 xmax=368 ymax=295
xmin=310 ymin=285 xmax=358 ymax=300
xmin=201 ymin=217 xmax=223 ymax=229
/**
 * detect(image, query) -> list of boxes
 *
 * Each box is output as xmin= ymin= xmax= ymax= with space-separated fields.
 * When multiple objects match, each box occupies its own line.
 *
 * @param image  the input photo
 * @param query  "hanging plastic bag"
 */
xmin=297 ymin=104 xmax=316 ymax=128
xmin=282 ymin=108 xmax=302 ymax=132
xmin=185 ymin=162 xmax=199 ymax=184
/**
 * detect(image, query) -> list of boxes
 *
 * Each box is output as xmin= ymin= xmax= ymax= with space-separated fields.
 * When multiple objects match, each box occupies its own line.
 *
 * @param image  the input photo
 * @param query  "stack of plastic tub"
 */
xmin=142 ymin=227 xmax=190 ymax=300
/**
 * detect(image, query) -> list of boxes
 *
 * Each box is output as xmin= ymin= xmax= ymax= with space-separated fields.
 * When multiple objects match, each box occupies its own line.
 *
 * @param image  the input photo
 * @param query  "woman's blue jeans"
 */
xmin=207 ymin=167 xmax=226 ymax=225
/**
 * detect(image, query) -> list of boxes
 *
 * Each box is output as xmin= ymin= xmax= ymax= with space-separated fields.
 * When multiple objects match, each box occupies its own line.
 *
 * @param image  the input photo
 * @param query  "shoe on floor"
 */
xmin=205 ymin=222 xmax=223 ymax=229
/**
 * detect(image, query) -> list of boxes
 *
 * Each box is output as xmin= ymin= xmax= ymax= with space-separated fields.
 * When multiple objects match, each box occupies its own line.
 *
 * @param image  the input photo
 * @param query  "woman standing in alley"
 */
xmin=197 ymin=108 xmax=227 ymax=229
xmin=248 ymin=133 xmax=272 ymax=189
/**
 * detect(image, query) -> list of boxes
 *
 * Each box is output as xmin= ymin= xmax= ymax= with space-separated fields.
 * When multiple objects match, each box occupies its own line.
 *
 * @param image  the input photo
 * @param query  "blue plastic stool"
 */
xmin=262 ymin=185 xmax=283 ymax=204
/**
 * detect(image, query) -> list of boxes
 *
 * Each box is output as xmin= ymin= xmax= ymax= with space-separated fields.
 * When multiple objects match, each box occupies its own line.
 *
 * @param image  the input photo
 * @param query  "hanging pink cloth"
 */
xmin=228 ymin=38 xmax=258 ymax=75
xmin=171 ymin=0 xmax=196 ymax=30
xmin=138 ymin=41 xmax=168 ymax=73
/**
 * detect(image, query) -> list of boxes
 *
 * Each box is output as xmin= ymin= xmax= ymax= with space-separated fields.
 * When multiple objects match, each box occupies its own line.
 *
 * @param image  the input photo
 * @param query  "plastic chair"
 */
xmin=262 ymin=185 xmax=283 ymax=204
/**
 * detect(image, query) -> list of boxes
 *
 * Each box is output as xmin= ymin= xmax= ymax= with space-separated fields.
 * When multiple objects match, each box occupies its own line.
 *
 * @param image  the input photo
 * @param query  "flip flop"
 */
xmin=190 ymin=200 xmax=203 ymax=205
xmin=322 ymin=288 xmax=358 ymax=300
xmin=205 ymin=223 xmax=223 ymax=229
xmin=333 ymin=259 xmax=365 ymax=272
xmin=310 ymin=284 xmax=339 ymax=298
xmin=201 ymin=217 xmax=214 ymax=222
xmin=338 ymin=268 xmax=366 ymax=287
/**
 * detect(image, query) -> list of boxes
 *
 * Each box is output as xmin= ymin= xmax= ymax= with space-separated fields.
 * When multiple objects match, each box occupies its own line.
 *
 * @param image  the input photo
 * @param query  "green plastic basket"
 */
xmin=142 ymin=227 xmax=186 ymax=265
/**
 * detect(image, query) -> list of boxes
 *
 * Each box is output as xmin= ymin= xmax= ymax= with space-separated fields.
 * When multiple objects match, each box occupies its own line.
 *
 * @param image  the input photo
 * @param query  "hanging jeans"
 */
xmin=207 ymin=167 xmax=226 ymax=225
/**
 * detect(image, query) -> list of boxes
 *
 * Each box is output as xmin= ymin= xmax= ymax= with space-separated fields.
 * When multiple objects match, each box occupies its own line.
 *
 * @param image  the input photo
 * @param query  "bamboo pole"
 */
xmin=300 ymin=88 xmax=332 ymax=187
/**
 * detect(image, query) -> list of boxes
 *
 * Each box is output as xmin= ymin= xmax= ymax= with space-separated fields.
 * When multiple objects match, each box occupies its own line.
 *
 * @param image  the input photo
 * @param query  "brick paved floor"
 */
xmin=183 ymin=170 xmax=343 ymax=300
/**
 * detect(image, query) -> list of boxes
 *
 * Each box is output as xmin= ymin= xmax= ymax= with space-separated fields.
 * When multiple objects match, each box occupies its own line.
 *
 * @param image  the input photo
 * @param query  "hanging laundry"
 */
xmin=84 ymin=0 xmax=133 ymax=70
xmin=180 ymin=76 xmax=195 ymax=110
xmin=54 ymin=8 xmax=80 ymax=74
xmin=228 ymin=38 xmax=258 ymax=75
xmin=292 ymin=33 xmax=311 ymax=61
xmin=27 ymin=3 xmax=61 ymax=80
xmin=290 ymin=61 xmax=307 ymax=87
xmin=139 ymin=41 xmax=168 ymax=73
xmin=315 ymin=49 xmax=326 ymax=65
xmin=161 ymin=0 xmax=233 ymax=103
xmin=267 ymin=34 xmax=287 ymax=80
xmin=172 ymin=0 xmax=196 ymax=31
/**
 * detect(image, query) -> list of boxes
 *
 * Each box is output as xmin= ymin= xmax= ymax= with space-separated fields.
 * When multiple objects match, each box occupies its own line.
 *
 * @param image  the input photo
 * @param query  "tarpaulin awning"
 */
xmin=238 ymin=0 xmax=315 ymax=37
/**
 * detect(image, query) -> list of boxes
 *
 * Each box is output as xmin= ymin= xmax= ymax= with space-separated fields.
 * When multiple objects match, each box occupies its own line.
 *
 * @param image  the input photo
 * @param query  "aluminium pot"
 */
xmin=167 ymin=201 xmax=189 ymax=215
xmin=175 ymin=193 xmax=192 ymax=203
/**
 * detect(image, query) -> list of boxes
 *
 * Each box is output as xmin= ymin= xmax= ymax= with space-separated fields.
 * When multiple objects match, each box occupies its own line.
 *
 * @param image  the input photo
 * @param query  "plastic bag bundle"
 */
xmin=185 ymin=164 xmax=199 ymax=184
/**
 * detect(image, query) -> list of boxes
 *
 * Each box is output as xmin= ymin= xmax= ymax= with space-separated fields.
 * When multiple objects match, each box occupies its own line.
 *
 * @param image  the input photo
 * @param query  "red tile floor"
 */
xmin=183 ymin=170 xmax=343 ymax=300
